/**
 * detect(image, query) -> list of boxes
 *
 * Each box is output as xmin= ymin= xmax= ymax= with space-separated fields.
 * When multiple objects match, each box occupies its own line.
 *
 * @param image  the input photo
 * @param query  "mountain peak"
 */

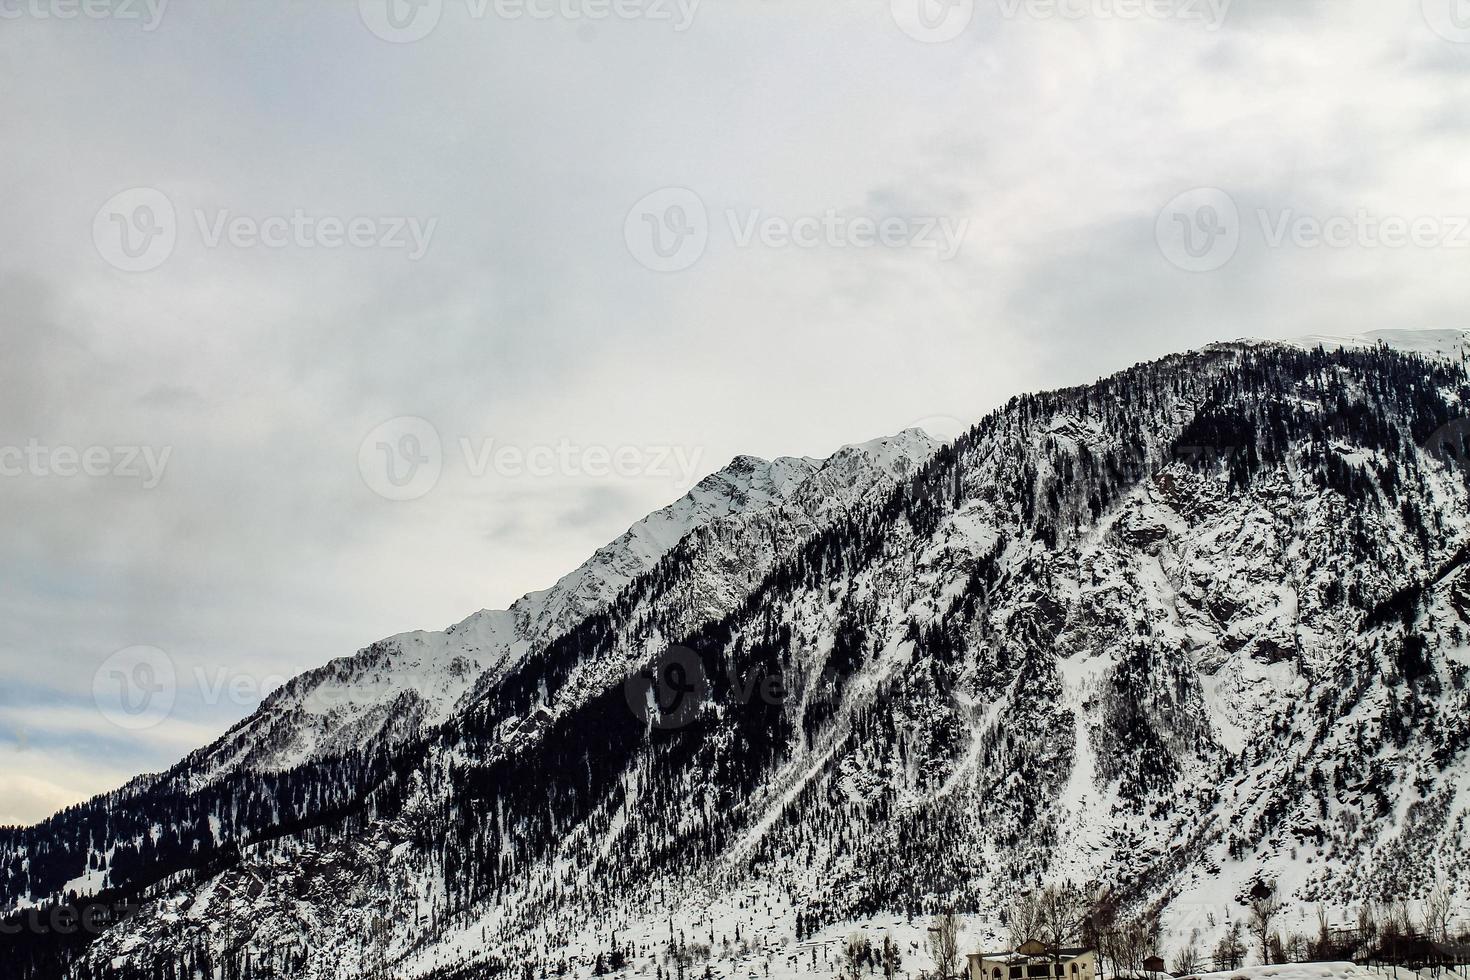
xmin=167 ymin=427 xmax=941 ymax=783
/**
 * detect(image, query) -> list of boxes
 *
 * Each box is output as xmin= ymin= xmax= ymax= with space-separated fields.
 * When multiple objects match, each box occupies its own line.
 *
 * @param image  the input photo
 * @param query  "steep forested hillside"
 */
xmin=5 ymin=340 xmax=1470 ymax=980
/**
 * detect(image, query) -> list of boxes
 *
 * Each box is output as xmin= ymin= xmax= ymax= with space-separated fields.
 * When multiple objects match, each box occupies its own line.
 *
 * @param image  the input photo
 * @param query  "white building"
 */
xmin=968 ymin=941 xmax=1099 ymax=980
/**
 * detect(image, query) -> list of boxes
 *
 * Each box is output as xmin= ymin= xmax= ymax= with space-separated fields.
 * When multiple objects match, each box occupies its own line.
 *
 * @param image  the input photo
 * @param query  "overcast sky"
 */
xmin=2 ymin=0 xmax=1468 ymax=825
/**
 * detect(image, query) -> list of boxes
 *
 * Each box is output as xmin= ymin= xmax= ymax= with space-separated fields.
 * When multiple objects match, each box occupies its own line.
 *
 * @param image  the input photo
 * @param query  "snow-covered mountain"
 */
xmin=184 ymin=429 xmax=937 ymax=781
xmin=1276 ymin=329 xmax=1469 ymax=364
xmin=6 ymin=336 xmax=1470 ymax=980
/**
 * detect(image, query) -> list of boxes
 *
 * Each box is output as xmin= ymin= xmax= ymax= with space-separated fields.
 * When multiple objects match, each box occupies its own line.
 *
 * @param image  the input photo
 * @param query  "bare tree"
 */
xmin=1010 ymin=883 xmax=1088 ymax=955
xmin=1171 ymin=941 xmax=1202 ymax=975
xmin=928 ymin=913 xmax=961 ymax=980
xmin=1098 ymin=927 xmax=1122 ymax=978
xmin=1008 ymin=893 xmax=1047 ymax=950
xmin=1212 ymin=923 xmax=1245 ymax=972
xmin=1108 ymin=913 xmax=1158 ymax=975
xmin=1038 ymin=884 xmax=1090 ymax=949
xmin=1381 ymin=900 xmax=1415 ymax=941
xmin=1084 ymin=886 xmax=1119 ymax=979
xmin=1312 ymin=905 xmax=1331 ymax=961
xmin=1425 ymin=881 xmax=1453 ymax=943
xmin=1248 ymin=896 xmax=1282 ymax=964
xmin=1356 ymin=900 xmax=1378 ymax=946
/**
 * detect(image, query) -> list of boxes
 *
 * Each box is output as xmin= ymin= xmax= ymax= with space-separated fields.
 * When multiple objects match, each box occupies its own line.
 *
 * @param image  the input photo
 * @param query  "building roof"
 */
xmin=970 ymin=948 xmax=1094 ymax=962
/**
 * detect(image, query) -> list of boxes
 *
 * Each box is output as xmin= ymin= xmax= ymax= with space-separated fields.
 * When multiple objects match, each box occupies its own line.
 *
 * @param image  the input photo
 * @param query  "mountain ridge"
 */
xmin=6 ymin=334 xmax=1470 ymax=980
xmin=173 ymin=427 xmax=938 ymax=786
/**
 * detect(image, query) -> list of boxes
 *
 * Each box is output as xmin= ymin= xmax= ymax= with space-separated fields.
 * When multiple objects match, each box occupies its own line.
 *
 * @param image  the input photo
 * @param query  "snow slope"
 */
xmin=1275 ymin=329 xmax=1469 ymax=364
